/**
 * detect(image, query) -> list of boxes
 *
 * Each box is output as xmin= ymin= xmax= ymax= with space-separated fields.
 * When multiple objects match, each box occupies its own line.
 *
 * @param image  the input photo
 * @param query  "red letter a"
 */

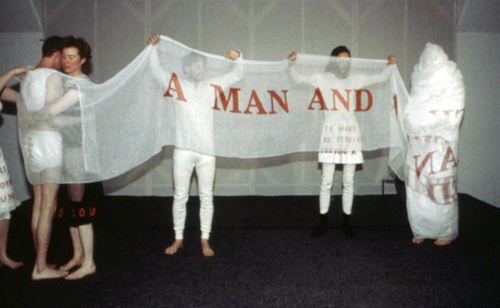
xmin=164 ymin=73 xmax=187 ymax=102
xmin=308 ymin=88 xmax=328 ymax=110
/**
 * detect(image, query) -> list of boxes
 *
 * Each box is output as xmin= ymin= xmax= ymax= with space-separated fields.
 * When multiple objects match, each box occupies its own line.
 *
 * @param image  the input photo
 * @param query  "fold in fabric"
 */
xmin=18 ymin=35 xmax=409 ymax=185
xmin=404 ymin=43 xmax=465 ymax=240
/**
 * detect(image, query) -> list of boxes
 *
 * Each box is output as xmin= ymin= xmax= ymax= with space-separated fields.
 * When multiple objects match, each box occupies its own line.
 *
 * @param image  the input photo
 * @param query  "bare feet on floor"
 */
xmin=0 ymin=255 xmax=23 ymax=269
xmin=165 ymin=240 xmax=183 ymax=255
xmin=412 ymin=237 xmax=424 ymax=244
xmin=60 ymin=256 xmax=83 ymax=271
xmin=65 ymin=263 xmax=96 ymax=280
xmin=201 ymin=239 xmax=214 ymax=257
xmin=32 ymin=266 xmax=68 ymax=280
xmin=434 ymin=238 xmax=455 ymax=246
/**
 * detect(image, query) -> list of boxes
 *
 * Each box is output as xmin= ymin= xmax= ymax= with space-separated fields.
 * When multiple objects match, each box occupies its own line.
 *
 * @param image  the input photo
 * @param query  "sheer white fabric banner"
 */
xmin=18 ymin=35 xmax=408 ymax=186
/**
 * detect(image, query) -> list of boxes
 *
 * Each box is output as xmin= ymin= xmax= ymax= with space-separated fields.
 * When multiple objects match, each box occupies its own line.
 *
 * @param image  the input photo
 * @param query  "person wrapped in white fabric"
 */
xmin=404 ymin=43 xmax=464 ymax=245
xmin=148 ymin=34 xmax=243 ymax=257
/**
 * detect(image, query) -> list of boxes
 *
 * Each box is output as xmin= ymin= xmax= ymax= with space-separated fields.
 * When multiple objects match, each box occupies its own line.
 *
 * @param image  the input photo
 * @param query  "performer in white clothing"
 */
xmin=148 ymin=34 xmax=243 ymax=256
xmin=404 ymin=43 xmax=464 ymax=246
xmin=288 ymin=47 xmax=397 ymax=238
xmin=0 ymin=65 xmax=28 ymax=269
xmin=17 ymin=36 xmax=70 ymax=280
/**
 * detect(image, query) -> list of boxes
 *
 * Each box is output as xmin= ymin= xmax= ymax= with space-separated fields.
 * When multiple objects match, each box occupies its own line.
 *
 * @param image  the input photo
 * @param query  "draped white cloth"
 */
xmin=0 ymin=102 xmax=21 ymax=220
xmin=18 ymin=35 xmax=409 ymax=186
xmin=404 ymin=43 xmax=465 ymax=240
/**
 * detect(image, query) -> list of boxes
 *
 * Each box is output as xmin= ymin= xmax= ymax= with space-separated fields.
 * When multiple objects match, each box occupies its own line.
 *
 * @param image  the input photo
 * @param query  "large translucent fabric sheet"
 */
xmin=404 ymin=43 xmax=465 ymax=240
xmin=18 ymin=35 xmax=408 ymax=186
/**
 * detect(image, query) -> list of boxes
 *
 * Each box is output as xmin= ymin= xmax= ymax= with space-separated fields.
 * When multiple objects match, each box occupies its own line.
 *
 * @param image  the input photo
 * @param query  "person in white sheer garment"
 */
xmin=288 ymin=47 xmax=396 ymax=238
xmin=55 ymin=36 xmax=97 ymax=280
xmin=17 ymin=36 xmax=70 ymax=280
xmin=0 ymin=65 xmax=28 ymax=270
xmin=147 ymin=34 xmax=243 ymax=257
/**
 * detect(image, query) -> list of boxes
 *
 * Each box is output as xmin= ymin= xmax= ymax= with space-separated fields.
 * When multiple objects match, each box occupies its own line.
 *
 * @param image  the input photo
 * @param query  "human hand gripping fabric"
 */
xmin=147 ymin=34 xmax=161 ymax=46
xmin=223 ymin=50 xmax=241 ymax=61
xmin=387 ymin=55 xmax=397 ymax=65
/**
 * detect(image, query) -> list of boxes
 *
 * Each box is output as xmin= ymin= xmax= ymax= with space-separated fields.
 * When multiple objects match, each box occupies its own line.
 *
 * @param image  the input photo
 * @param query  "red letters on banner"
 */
xmin=164 ymin=73 xmax=187 ymax=102
xmin=164 ymin=79 xmax=373 ymax=115
xmin=308 ymin=89 xmax=373 ymax=111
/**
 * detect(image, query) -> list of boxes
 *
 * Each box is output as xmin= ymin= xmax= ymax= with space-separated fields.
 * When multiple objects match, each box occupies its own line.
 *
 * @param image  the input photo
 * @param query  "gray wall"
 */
xmin=13 ymin=1 xmax=500 ymax=206
xmin=457 ymin=33 xmax=500 ymax=208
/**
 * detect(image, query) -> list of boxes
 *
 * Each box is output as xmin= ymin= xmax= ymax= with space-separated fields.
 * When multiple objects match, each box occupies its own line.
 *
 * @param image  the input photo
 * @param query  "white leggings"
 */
xmin=319 ymin=163 xmax=356 ymax=215
xmin=172 ymin=149 xmax=215 ymax=240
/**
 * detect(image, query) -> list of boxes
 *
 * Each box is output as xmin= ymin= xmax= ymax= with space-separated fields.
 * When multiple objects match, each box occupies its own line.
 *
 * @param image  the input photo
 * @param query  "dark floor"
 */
xmin=1 ymin=188 xmax=499 ymax=308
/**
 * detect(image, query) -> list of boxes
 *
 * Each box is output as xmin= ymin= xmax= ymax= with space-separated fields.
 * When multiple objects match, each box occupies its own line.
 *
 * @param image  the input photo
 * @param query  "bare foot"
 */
xmin=65 ymin=263 xmax=96 ymax=280
xmin=165 ymin=240 xmax=183 ymax=255
xmin=60 ymin=256 xmax=83 ymax=271
xmin=201 ymin=239 xmax=214 ymax=257
xmin=412 ymin=237 xmax=424 ymax=244
xmin=0 ymin=255 xmax=23 ymax=269
xmin=32 ymin=266 xmax=68 ymax=280
xmin=434 ymin=238 xmax=455 ymax=246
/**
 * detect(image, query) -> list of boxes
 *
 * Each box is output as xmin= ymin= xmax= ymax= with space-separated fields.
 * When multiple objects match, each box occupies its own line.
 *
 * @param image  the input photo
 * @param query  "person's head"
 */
xmin=182 ymin=52 xmax=207 ymax=82
xmin=61 ymin=36 xmax=92 ymax=76
xmin=41 ymin=36 xmax=63 ymax=70
xmin=325 ymin=45 xmax=351 ymax=79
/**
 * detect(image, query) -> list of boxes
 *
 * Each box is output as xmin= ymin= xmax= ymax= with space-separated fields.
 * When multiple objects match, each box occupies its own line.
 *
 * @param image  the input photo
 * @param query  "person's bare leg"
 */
xmin=165 ymin=239 xmax=183 ymax=255
xmin=61 ymin=184 xmax=85 ymax=271
xmin=60 ymin=227 xmax=83 ymax=270
xmin=66 ymin=223 xmax=95 ymax=280
xmin=31 ymin=185 xmax=56 ymax=269
xmin=412 ymin=237 xmax=424 ymax=244
xmin=201 ymin=239 xmax=214 ymax=257
xmin=434 ymin=238 xmax=455 ymax=246
xmin=32 ymin=183 xmax=67 ymax=280
xmin=31 ymin=185 xmax=42 ymax=249
xmin=0 ymin=219 xmax=23 ymax=269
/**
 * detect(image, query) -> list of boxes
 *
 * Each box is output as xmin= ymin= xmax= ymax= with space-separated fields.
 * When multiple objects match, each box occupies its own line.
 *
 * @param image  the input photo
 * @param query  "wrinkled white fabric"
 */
xmin=0 ymin=103 xmax=21 ymax=219
xmin=0 ymin=143 xmax=21 ymax=221
xmin=404 ymin=43 xmax=465 ymax=240
xmin=17 ymin=35 xmax=408 ymax=186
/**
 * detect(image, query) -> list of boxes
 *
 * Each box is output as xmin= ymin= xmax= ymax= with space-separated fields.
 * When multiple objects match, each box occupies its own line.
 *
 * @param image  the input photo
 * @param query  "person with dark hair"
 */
xmin=41 ymin=36 xmax=65 ymax=59
xmin=16 ymin=35 xmax=69 ymax=280
xmin=53 ymin=36 xmax=97 ymax=280
xmin=147 ymin=34 xmax=243 ymax=257
xmin=0 ymin=65 xmax=28 ymax=270
xmin=288 ymin=47 xmax=396 ymax=238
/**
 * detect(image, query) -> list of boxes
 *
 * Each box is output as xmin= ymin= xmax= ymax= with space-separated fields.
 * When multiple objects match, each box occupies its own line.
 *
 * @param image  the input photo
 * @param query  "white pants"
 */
xmin=172 ymin=149 xmax=215 ymax=240
xmin=319 ymin=163 xmax=356 ymax=215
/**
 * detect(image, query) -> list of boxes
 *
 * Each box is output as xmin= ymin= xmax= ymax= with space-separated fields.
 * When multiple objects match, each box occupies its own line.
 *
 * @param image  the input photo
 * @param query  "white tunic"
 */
xmin=290 ymin=65 xmax=391 ymax=164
